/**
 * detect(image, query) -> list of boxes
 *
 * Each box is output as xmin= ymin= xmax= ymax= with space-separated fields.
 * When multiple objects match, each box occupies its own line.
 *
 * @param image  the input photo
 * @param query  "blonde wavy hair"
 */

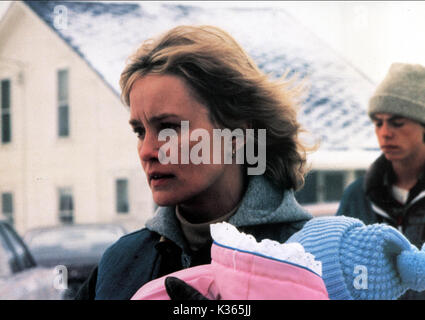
xmin=120 ymin=25 xmax=315 ymax=191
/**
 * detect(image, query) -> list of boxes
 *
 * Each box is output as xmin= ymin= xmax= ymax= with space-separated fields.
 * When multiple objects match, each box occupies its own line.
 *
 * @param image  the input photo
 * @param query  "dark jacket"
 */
xmin=337 ymin=154 xmax=425 ymax=299
xmin=75 ymin=175 xmax=312 ymax=300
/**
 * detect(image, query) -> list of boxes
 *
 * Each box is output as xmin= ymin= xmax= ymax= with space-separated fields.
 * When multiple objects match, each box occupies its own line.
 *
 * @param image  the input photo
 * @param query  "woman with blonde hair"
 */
xmin=76 ymin=25 xmax=314 ymax=300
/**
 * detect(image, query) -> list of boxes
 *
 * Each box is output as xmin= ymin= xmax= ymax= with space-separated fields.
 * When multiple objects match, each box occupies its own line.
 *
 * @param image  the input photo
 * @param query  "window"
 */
xmin=116 ymin=179 xmax=129 ymax=214
xmin=58 ymin=187 xmax=73 ymax=224
xmin=1 ymin=79 xmax=11 ymax=144
xmin=323 ymin=171 xmax=345 ymax=202
xmin=296 ymin=170 xmax=348 ymax=204
xmin=1 ymin=193 xmax=13 ymax=226
xmin=57 ymin=69 xmax=69 ymax=137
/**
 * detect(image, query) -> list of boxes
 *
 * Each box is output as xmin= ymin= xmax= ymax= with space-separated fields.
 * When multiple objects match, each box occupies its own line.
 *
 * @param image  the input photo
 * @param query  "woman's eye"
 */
xmin=133 ymin=127 xmax=146 ymax=139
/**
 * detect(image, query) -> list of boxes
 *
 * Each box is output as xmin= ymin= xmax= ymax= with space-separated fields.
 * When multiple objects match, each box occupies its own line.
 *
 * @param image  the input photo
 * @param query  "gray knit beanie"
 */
xmin=368 ymin=63 xmax=425 ymax=124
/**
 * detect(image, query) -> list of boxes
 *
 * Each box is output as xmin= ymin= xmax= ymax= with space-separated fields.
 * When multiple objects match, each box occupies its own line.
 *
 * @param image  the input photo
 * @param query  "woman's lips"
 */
xmin=149 ymin=173 xmax=176 ymax=187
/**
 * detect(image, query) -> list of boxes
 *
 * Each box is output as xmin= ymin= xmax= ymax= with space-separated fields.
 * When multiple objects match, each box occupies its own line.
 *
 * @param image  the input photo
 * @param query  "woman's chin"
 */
xmin=152 ymin=193 xmax=180 ymax=207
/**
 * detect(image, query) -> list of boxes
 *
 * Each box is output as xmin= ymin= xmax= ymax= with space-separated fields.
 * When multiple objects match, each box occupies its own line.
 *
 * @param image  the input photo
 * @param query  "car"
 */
xmin=302 ymin=201 xmax=339 ymax=217
xmin=0 ymin=220 xmax=65 ymax=300
xmin=23 ymin=223 xmax=127 ymax=299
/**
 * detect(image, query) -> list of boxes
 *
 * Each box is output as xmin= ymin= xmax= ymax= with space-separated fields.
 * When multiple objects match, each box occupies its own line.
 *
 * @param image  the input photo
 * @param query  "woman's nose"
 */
xmin=139 ymin=132 xmax=159 ymax=162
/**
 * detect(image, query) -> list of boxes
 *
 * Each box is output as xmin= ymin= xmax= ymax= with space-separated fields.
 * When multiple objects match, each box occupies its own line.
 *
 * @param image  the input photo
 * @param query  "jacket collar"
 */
xmin=364 ymin=154 xmax=394 ymax=194
xmin=365 ymin=154 xmax=425 ymax=203
xmin=145 ymin=175 xmax=312 ymax=252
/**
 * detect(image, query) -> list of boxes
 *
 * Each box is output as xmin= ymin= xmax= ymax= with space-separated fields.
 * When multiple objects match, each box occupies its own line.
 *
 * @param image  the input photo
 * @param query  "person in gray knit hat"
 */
xmin=337 ymin=62 xmax=425 ymax=299
xmin=369 ymin=63 xmax=425 ymax=124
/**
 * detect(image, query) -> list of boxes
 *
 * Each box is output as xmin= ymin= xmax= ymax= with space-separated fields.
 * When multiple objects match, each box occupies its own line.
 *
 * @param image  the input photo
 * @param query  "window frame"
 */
xmin=58 ymin=187 xmax=74 ymax=224
xmin=1 ymin=78 xmax=11 ymax=144
xmin=116 ymin=178 xmax=129 ymax=214
xmin=57 ymin=69 xmax=70 ymax=138
xmin=1 ymin=192 xmax=14 ymax=225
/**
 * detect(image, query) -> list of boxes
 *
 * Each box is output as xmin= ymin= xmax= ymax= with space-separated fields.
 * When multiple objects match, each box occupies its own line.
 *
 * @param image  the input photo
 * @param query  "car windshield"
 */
xmin=25 ymin=226 xmax=124 ymax=259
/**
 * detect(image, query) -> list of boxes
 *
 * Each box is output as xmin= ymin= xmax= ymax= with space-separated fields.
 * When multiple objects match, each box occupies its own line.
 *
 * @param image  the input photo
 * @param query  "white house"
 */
xmin=0 ymin=1 xmax=380 ymax=234
xmin=0 ymin=1 xmax=154 ymax=234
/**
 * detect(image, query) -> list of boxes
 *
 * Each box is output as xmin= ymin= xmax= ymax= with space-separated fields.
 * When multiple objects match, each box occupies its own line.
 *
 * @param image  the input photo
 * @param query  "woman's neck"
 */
xmin=178 ymin=167 xmax=247 ymax=224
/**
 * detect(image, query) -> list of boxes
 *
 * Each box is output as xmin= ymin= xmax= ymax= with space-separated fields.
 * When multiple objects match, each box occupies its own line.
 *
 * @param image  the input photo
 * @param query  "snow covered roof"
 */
xmin=23 ymin=1 xmax=379 ymax=152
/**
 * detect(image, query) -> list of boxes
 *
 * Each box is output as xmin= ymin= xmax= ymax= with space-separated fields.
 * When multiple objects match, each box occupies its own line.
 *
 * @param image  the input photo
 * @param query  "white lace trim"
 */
xmin=210 ymin=222 xmax=322 ymax=276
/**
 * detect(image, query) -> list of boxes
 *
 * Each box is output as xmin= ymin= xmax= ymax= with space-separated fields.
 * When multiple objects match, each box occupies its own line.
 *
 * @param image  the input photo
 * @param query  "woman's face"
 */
xmin=129 ymin=73 xmax=238 ymax=208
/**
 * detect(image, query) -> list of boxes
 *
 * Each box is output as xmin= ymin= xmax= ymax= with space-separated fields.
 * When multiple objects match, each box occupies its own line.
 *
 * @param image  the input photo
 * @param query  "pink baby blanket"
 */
xmin=131 ymin=223 xmax=329 ymax=300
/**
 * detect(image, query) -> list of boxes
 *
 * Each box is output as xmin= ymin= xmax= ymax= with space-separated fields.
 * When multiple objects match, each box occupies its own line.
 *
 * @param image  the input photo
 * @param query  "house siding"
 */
xmin=0 ymin=2 xmax=154 ymax=234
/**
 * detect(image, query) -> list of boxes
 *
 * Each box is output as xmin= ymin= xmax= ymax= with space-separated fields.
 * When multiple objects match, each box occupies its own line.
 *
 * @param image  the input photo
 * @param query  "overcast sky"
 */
xmin=1 ymin=1 xmax=425 ymax=83
xmin=195 ymin=1 xmax=425 ymax=83
xmin=277 ymin=1 xmax=425 ymax=83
